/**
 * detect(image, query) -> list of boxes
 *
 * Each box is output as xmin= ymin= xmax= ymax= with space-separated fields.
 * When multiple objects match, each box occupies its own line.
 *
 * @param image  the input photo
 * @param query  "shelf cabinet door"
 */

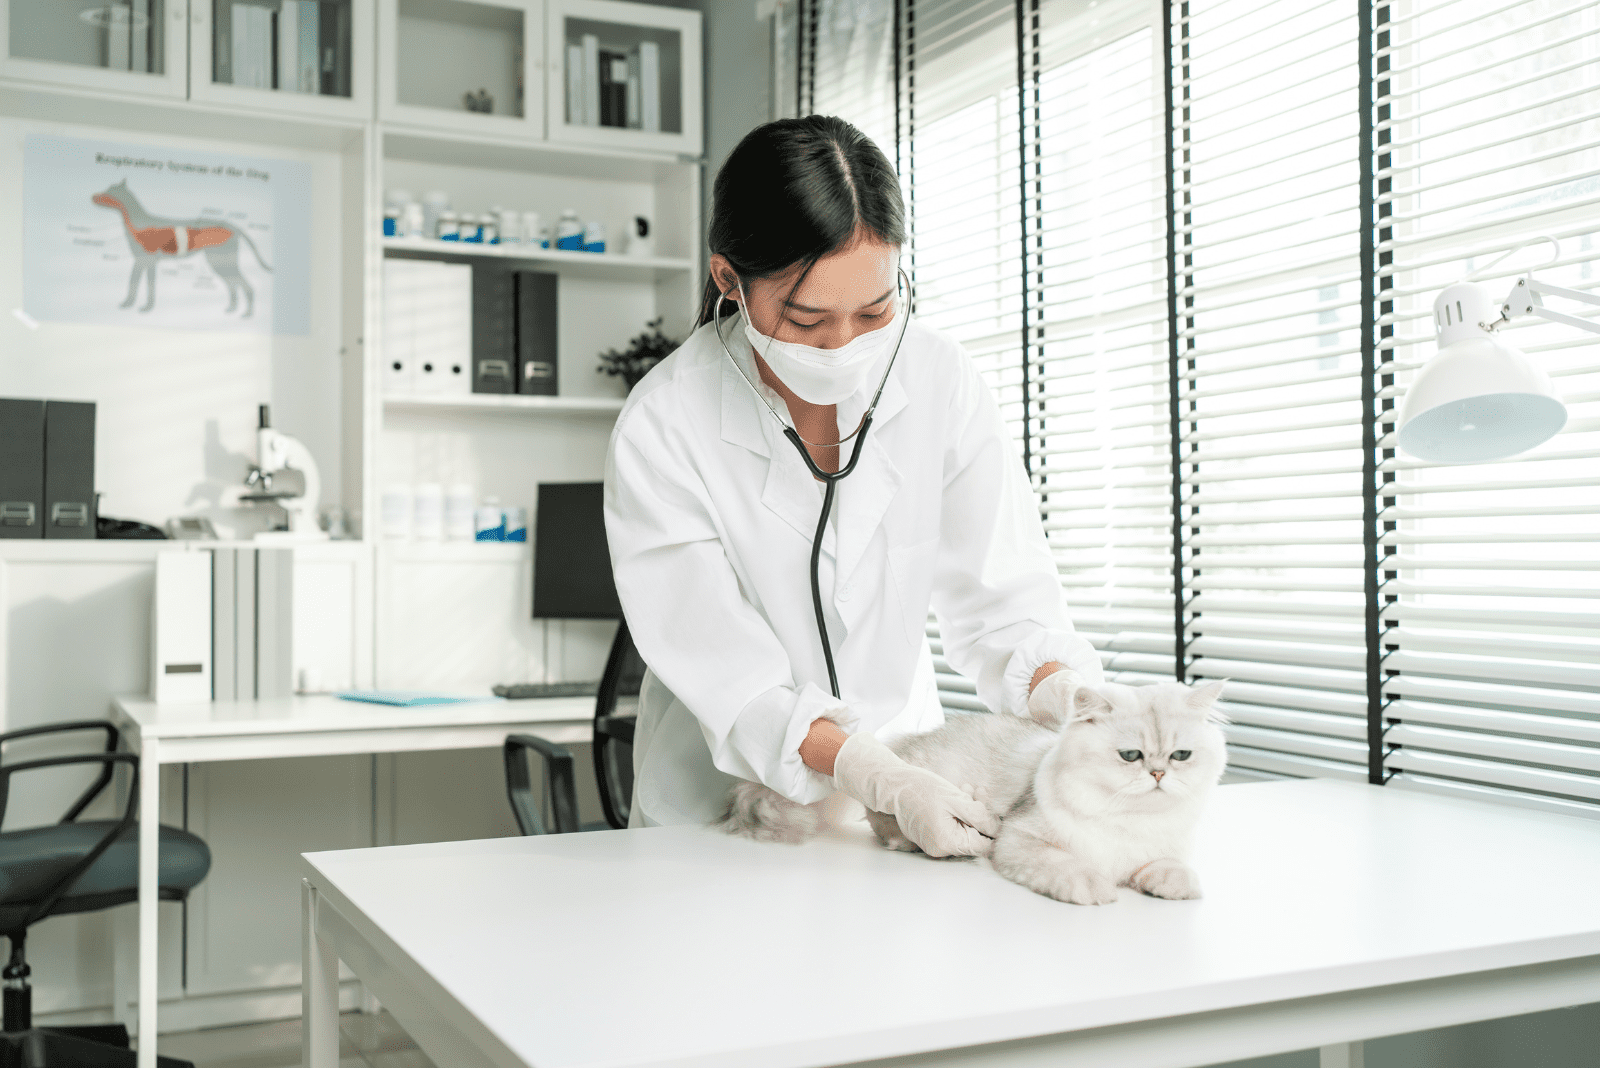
xmin=0 ymin=0 xmax=189 ymax=99
xmin=378 ymin=0 xmax=545 ymax=140
xmin=544 ymin=0 xmax=701 ymax=158
xmin=189 ymin=0 xmax=374 ymax=120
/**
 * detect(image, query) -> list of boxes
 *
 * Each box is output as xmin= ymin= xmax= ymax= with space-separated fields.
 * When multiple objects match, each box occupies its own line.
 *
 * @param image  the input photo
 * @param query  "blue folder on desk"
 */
xmin=336 ymin=691 xmax=500 ymax=707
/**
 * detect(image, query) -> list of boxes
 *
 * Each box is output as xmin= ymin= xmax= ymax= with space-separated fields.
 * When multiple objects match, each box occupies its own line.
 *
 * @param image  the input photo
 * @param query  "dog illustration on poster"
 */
xmin=92 ymin=180 xmax=273 ymax=317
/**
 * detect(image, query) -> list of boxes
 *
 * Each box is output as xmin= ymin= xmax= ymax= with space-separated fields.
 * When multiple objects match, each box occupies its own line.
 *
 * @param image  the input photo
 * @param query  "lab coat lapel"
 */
xmin=720 ymin=355 xmax=825 ymax=546
xmin=833 ymin=373 xmax=907 ymax=589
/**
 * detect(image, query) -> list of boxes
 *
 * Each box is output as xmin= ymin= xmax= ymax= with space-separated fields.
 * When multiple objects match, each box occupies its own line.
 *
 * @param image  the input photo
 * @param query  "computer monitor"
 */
xmin=532 ymin=482 xmax=622 ymax=620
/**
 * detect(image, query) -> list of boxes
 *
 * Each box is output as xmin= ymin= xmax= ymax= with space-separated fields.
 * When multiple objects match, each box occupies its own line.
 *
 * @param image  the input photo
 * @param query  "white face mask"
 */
xmin=739 ymin=283 xmax=903 ymax=405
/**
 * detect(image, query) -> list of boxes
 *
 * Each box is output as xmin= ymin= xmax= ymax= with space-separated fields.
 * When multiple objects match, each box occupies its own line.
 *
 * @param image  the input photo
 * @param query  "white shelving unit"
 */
xmin=377 ymin=0 xmax=545 ymax=139
xmin=384 ymin=392 xmax=625 ymax=413
xmin=380 ymin=235 xmax=692 ymax=277
xmin=190 ymin=0 xmax=375 ymax=121
xmin=545 ymin=0 xmax=702 ymax=158
xmin=0 ymin=0 xmax=190 ymax=99
xmin=0 ymin=0 xmax=700 ymax=1034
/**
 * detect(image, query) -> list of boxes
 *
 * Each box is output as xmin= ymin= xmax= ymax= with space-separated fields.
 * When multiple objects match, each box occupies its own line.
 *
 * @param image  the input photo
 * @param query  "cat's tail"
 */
xmin=715 ymin=780 xmax=824 ymax=845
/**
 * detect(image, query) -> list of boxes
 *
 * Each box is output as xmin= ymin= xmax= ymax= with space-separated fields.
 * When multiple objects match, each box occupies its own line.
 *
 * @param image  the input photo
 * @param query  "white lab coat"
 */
xmin=603 ymin=313 xmax=1105 ymax=828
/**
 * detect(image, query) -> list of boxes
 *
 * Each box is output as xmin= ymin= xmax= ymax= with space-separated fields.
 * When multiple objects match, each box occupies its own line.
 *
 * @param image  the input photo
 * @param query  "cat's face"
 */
xmin=1039 ymin=681 xmax=1228 ymax=813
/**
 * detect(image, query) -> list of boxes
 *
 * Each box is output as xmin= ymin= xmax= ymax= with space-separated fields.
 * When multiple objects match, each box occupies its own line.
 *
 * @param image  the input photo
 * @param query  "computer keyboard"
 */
xmin=493 ymin=681 xmax=600 ymax=699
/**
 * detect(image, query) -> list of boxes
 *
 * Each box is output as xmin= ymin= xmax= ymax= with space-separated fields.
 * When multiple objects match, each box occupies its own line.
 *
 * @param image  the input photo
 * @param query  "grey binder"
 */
xmin=0 ymin=399 xmax=45 ymax=539
xmin=43 ymin=400 xmax=95 ymax=539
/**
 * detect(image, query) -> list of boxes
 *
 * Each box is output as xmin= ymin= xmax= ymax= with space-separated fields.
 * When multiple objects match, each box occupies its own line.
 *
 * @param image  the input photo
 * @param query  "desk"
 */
xmin=300 ymin=779 xmax=1600 ymax=1068
xmin=111 ymin=693 xmax=594 ymax=1068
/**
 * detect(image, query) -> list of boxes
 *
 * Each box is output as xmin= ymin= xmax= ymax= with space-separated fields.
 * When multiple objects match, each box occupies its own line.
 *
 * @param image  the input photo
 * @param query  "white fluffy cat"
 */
xmin=716 ymin=677 xmax=1229 ymax=905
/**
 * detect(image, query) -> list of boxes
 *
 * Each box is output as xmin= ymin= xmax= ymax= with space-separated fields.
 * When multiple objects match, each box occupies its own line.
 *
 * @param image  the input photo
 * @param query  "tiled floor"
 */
xmin=157 ymin=1011 xmax=436 ymax=1068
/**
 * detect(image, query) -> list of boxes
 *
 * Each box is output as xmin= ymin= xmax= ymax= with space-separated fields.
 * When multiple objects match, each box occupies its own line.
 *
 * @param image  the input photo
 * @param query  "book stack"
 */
xmin=566 ymin=34 xmax=660 ymax=132
xmin=229 ymin=3 xmax=273 ymax=89
xmin=276 ymin=0 xmax=321 ymax=93
xmin=216 ymin=0 xmax=350 ymax=95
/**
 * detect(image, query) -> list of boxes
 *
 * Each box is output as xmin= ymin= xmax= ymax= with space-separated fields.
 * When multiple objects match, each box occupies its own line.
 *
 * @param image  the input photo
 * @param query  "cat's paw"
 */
xmin=1045 ymin=865 xmax=1119 ymax=906
xmin=865 ymin=808 xmax=922 ymax=853
xmin=1128 ymin=858 xmax=1202 ymax=900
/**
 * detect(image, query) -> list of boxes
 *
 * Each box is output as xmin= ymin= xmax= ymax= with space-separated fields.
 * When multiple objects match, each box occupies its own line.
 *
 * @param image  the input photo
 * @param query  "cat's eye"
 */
xmin=1118 ymin=749 xmax=1142 ymax=762
xmin=1171 ymin=750 xmax=1192 ymax=761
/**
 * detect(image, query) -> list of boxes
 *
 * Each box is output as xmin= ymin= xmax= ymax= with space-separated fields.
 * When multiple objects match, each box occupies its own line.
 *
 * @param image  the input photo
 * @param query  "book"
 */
xmin=256 ymin=548 xmax=294 ymax=699
xmin=297 ymin=4 xmax=320 ymax=92
xmin=319 ymin=1 xmax=350 ymax=97
xmin=277 ymin=1 xmax=320 ymax=93
xmin=514 ymin=271 xmax=559 ymax=396
xmin=473 ymin=261 xmax=517 ymax=394
xmin=42 ymin=400 xmax=95 ymax=540
xmin=582 ymin=34 xmax=600 ymax=128
xmin=230 ymin=4 xmax=272 ymax=89
xmin=566 ymin=44 xmax=584 ymax=125
xmin=211 ymin=548 xmax=236 ymax=700
xmin=276 ymin=2 xmax=298 ymax=91
xmin=131 ymin=0 xmax=149 ymax=73
xmin=107 ymin=0 xmax=131 ymax=71
xmin=0 ymin=398 xmax=45 ymax=540
xmin=639 ymin=41 xmax=660 ymax=133
xmin=599 ymin=50 xmax=629 ymax=128
xmin=626 ymin=49 xmax=642 ymax=128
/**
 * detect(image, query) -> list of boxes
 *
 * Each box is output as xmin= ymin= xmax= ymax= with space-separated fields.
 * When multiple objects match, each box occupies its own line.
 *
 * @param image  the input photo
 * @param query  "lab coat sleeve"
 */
xmin=605 ymin=414 xmax=858 ymax=805
xmin=928 ymin=346 xmax=1106 ymax=717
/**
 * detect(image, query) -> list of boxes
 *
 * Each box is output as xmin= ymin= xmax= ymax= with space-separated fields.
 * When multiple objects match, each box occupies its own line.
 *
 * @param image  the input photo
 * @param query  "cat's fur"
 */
xmin=716 ymin=679 xmax=1228 ymax=905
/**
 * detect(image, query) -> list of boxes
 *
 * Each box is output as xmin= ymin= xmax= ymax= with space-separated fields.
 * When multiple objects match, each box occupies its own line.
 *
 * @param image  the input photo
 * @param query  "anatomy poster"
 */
xmin=23 ymin=135 xmax=311 ymax=335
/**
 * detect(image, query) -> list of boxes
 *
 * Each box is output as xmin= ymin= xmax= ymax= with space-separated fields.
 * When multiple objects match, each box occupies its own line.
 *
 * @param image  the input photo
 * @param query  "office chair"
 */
xmin=0 ymin=722 xmax=210 ymax=1068
xmin=591 ymin=620 xmax=642 ymax=830
xmin=502 ymin=620 xmax=643 ymax=835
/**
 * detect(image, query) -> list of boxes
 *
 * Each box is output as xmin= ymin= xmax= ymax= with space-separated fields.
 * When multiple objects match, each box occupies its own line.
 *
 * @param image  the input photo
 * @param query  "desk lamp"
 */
xmin=1396 ymin=238 xmax=1600 ymax=464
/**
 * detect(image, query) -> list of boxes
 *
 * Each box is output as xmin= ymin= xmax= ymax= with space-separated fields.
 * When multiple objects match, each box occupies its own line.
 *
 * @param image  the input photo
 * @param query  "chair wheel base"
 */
xmin=0 ymin=1029 xmax=193 ymax=1068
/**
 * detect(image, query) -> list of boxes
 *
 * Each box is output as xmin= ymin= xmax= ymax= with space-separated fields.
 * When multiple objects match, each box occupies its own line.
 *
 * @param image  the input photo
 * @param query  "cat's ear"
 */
xmin=1187 ymin=679 xmax=1229 ymax=722
xmin=1065 ymin=685 xmax=1113 ymax=726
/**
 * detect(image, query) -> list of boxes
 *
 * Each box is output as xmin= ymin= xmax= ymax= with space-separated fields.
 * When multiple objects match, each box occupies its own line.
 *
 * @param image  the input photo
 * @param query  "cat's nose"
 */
xmin=1150 ymin=770 xmax=1165 ymax=782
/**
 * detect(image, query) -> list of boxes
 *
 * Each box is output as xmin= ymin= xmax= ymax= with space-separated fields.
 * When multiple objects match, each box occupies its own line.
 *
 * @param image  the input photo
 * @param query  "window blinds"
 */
xmin=1374 ymin=0 xmax=1600 ymax=817
xmin=1033 ymin=0 xmax=1176 ymax=687
xmin=904 ymin=0 xmax=1026 ymax=712
xmin=1169 ymin=0 xmax=1372 ymax=781
xmin=797 ymin=0 xmax=1599 ymax=816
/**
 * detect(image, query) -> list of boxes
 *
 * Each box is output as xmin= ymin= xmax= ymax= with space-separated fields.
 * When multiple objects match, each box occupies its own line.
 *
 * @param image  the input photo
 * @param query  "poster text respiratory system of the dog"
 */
xmin=23 ymin=134 xmax=311 ymax=335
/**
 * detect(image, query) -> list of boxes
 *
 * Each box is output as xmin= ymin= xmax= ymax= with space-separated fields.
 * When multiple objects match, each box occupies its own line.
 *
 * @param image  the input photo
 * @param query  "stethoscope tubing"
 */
xmin=714 ymin=271 xmax=912 ymax=700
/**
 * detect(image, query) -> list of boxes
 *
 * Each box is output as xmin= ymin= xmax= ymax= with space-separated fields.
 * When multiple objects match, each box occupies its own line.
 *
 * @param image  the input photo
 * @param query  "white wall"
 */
xmin=0 ymin=116 xmax=348 ymax=540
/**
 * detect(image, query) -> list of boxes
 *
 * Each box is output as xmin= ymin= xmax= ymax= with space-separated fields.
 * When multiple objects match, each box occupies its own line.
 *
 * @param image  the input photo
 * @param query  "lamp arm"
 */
xmin=1501 ymin=275 xmax=1600 ymax=337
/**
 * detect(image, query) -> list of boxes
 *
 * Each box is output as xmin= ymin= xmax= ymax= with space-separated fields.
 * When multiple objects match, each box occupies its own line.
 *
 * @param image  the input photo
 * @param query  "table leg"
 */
xmin=302 ymin=880 xmax=340 ymax=1068
xmin=112 ymin=903 xmax=134 ymax=1029
xmin=1321 ymin=1041 xmax=1365 ymax=1068
xmin=137 ymin=739 xmax=160 ymax=1068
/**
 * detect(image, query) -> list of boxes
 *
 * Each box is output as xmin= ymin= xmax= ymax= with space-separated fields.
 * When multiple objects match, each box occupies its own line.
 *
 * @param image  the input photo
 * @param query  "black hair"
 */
xmin=697 ymin=115 xmax=907 ymax=327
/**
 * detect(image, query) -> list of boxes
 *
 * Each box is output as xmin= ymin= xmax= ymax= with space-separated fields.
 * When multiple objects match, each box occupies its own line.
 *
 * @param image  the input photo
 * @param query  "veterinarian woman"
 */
xmin=604 ymin=116 xmax=1105 ymax=856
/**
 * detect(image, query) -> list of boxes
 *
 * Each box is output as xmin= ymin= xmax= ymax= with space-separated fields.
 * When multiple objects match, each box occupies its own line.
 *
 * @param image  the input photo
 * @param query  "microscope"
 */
xmin=241 ymin=404 xmax=328 ymax=542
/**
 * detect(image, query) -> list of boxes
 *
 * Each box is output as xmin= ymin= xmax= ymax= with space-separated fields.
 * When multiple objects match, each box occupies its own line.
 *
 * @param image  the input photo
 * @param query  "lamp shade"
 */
xmin=1395 ymin=283 xmax=1567 ymax=463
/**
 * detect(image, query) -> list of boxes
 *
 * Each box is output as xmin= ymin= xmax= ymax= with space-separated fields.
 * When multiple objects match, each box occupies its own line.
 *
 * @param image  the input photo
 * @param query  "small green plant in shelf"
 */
xmin=598 ymin=317 xmax=679 ymax=391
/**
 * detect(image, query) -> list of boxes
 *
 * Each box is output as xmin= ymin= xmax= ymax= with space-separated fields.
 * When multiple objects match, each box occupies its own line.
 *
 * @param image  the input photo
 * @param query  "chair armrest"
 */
xmin=0 ymin=752 xmax=139 ymax=930
xmin=0 ymin=721 xmax=122 ymax=823
xmin=596 ymin=715 xmax=635 ymax=746
xmin=503 ymin=735 xmax=582 ymax=835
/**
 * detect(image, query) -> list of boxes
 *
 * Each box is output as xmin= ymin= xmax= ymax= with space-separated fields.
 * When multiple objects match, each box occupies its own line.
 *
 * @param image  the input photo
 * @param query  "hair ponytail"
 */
xmin=697 ymin=116 xmax=907 ymax=327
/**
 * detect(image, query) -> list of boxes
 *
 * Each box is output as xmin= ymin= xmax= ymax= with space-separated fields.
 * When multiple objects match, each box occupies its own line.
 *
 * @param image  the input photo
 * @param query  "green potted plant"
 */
xmin=598 ymin=317 xmax=679 ymax=391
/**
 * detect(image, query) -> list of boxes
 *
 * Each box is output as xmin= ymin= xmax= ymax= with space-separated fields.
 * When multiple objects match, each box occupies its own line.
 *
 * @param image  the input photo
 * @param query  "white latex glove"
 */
xmin=831 ymin=733 xmax=1000 ymax=857
xmin=1026 ymin=668 xmax=1082 ymax=729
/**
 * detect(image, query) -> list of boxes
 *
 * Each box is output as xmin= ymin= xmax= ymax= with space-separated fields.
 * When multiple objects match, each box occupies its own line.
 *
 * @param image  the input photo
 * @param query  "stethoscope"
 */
xmin=714 ymin=267 xmax=914 ymax=699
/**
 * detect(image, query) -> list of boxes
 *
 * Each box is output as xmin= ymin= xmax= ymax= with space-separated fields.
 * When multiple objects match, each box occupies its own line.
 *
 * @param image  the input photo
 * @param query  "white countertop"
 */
xmin=301 ymin=778 xmax=1600 ymax=1068
xmin=113 ymin=693 xmax=594 ymax=739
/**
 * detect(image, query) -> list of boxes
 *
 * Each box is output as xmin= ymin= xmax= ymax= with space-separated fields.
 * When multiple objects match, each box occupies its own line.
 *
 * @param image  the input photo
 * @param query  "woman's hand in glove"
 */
xmin=831 ymin=732 xmax=1000 ymax=857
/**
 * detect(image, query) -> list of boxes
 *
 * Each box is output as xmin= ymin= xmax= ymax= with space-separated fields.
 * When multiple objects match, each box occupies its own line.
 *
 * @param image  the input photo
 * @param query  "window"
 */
xmin=798 ymin=0 xmax=1600 ymax=817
